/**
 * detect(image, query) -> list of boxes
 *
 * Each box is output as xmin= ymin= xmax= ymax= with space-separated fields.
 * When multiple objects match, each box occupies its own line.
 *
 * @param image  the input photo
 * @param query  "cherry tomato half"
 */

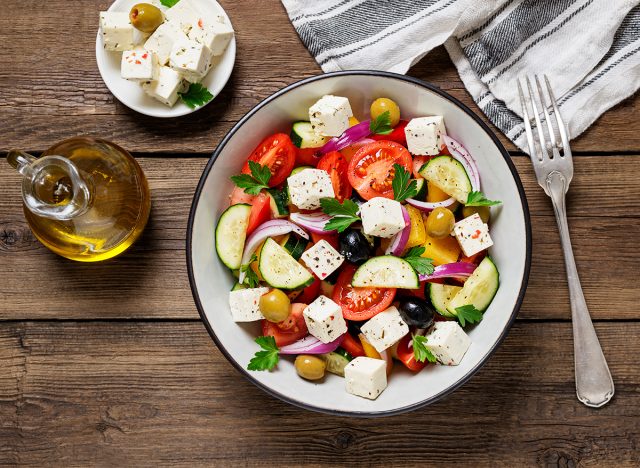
xmin=311 ymin=231 xmax=339 ymax=250
xmin=241 ymin=133 xmax=296 ymax=187
xmin=261 ymin=303 xmax=308 ymax=347
xmin=396 ymin=334 xmax=428 ymax=372
xmin=341 ymin=332 xmax=366 ymax=358
xmin=317 ymin=151 xmax=352 ymax=202
xmin=371 ymin=120 xmax=409 ymax=146
xmin=246 ymin=192 xmax=271 ymax=235
xmin=332 ymin=264 xmax=396 ymax=321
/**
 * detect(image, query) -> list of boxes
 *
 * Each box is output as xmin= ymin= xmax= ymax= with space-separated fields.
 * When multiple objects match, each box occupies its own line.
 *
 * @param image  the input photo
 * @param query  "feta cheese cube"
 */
xmin=164 ymin=0 xmax=203 ymax=33
xmin=300 ymin=240 xmax=344 ymax=280
xmin=405 ymin=116 xmax=447 ymax=156
xmin=360 ymin=306 xmax=409 ymax=352
xmin=344 ymin=357 xmax=387 ymax=400
xmin=189 ymin=20 xmax=234 ymax=56
xmin=359 ymin=197 xmax=406 ymax=238
xmin=287 ymin=169 xmax=335 ymax=210
xmin=309 ymin=95 xmax=353 ymax=137
xmin=453 ymin=213 xmax=493 ymax=257
xmin=99 ymin=12 xmax=135 ymax=52
xmin=425 ymin=321 xmax=471 ymax=365
xmin=169 ymin=39 xmax=213 ymax=82
xmin=121 ymin=49 xmax=159 ymax=82
xmin=144 ymin=21 xmax=189 ymax=65
xmin=142 ymin=66 xmax=186 ymax=107
xmin=228 ymin=287 xmax=269 ymax=322
xmin=303 ymin=295 xmax=348 ymax=344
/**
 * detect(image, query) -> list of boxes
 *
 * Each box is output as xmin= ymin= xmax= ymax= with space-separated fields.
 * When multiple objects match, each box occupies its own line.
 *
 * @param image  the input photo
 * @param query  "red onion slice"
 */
xmin=289 ymin=212 xmax=336 ymax=234
xmin=443 ymin=135 xmax=480 ymax=191
xmin=320 ymin=120 xmax=372 ymax=154
xmin=279 ymin=333 xmax=345 ymax=355
xmin=405 ymin=196 xmax=457 ymax=213
xmin=418 ymin=262 xmax=477 ymax=282
xmin=385 ymin=205 xmax=411 ymax=256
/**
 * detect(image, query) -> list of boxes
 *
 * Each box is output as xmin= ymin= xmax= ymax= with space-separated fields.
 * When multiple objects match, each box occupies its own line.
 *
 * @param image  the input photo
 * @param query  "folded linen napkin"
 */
xmin=281 ymin=0 xmax=640 ymax=152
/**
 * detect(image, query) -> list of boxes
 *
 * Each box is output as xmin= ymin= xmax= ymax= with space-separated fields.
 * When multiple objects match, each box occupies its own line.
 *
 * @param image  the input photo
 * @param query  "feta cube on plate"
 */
xmin=100 ymin=12 xmax=135 ymax=52
xmin=189 ymin=20 xmax=234 ymax=56
xmin=287 ymin=169 xmax=334 ymax=210
xmin=303 ymin=295 xmax=348 ymax=344
xmin=169 ymin=39 xmax=213 ymax=82
xmin=425 ymin=321 xmax=471 ymax=365
xmin=300 ymin=240 xmax=344 ymax=280
xmin=228 ymin=287 xmax=269 ymax=322
xmin=164 ymin=0 xmax=203 ymax=33
xmin=142 ymin=66 xmax=186 ymax=107
xmin=453 ymin=213 xmax=493 ymax=257
xmin=359 ymin=197 xmax=406 ymax=238
xmin=405 ymin=116 xmax=447 ymax=156
xmin=309 ymin=95 xmax=353 ymax=137
xmin=344 ymin=357 xmax=387 ymax=400
xmin=360 ymin=306 xmax=409 ymax=352
xmin=121 ymin=49 xmax=159 ymax=82
xmin=144 ymin=21 xmax=189 ymax=65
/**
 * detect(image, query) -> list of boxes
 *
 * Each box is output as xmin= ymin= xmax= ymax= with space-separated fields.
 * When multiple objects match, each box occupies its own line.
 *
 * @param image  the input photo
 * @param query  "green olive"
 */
xmin=294 ymin=355 xmax=326 ymax=380
xmin=426 ymin=207 xmax=455 ymax=238
xmin=370 ymin=98 xmax=401 ymax=127
xmin=462 ymin=205 xmax=491 ymax=223
xmin=129 ymin=3 xmax=164 ymax=33
xmin=259 ymin=289 xmax=291 ymax=323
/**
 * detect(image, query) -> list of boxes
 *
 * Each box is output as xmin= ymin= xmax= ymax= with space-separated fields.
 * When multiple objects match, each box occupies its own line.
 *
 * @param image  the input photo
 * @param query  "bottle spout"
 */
xmin=7 ymin=150 xmax=36 ymax=177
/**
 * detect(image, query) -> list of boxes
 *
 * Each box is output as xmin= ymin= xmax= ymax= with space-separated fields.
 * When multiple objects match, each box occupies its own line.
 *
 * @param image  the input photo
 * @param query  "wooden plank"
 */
xmin=0 ymin=321 xmax=638 ymax=466
xmin=0 ymin=1 xmax=638 ymax=153
xmin=1 ymin=156 xmax=638 ymax=320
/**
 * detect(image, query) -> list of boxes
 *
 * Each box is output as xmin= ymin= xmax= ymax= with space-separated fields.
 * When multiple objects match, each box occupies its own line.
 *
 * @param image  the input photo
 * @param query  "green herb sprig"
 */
xmin=240 ymin=254 xmax=260 ymax=288
xmin=320 ymin=198 xmax=361 ymax=233
xmin=230 ymin=161 xmax=272 ymax=195
xmin=412 ymin=335 xmax=437 ymax=363
xmin=455 ymin=304 xmax=484 ymax=327
xmin=392 ymin=164 xmax=418 ymax=201
xmin=465 ymin=191 xmax=501 ymax=207
xmin=247 ymin=336 xmax=280 ymax=371
xmin=179 ymin=83 xmax=214 ymax=109
xmin=369 ymin=111 xmax=393 ymax=135
xmin=403 ymin=246 xmax=435 ymax=276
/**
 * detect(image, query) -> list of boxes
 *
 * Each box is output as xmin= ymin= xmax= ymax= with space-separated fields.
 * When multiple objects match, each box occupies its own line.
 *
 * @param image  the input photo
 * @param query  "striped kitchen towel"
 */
xmin=281 ymin=0 xmax=640 ymax=152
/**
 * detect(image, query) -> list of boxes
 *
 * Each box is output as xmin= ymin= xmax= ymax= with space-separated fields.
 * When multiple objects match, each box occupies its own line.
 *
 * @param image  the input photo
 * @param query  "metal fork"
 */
xmin=518 ymin=75 xmax=614 ymax=408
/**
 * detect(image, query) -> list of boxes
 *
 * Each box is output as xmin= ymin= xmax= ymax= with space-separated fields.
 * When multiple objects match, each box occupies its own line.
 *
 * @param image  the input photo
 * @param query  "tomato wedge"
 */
xmin=317 ymin=151 xmax=352 ymax=202
xmin=246 ymin=192 xmax=271 ymax=235
xmin=261 ymin=303 xmax=308 ymax=347
xmin=347 ymin=140 xmax=412 ymax=200
xmin=332 ymin=264 xmax=396 ymax=320
xmin=241 ymin=133 xmax=296 ymax=187
xmin=229 ymin=186 xmax=256 ymax=206
xmin=341 ymin=332 xmax=366 ymax=358
xmin=371 ymin=120 xmax=409 ymax=146
xmin=296 ymin=275 xmax=321 ymax=304
xmin=295 ymin=147 xmax=322 ymax=167
xmin=396 ymin=334 xmax=428 ymax=372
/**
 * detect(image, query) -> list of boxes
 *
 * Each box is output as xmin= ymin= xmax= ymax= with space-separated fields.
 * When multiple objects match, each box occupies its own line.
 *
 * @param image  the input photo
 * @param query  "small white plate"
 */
xmin=95 ymin=0 xmax=236 ymax=118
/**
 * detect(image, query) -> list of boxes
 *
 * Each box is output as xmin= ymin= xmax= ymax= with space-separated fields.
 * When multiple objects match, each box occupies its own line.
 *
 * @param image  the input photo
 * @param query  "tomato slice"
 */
xmin=371 ymin=120 xmax=409 ymax=146
xmin=347 ymin=141 xmax=412 ymax=200
xmin=317 ymin=151 xmax=352 ymax=202
xmin=229 ymin=186 xmax=256 ymax=206
xmin=332 ymin=264 xmax=396 ymax=320
xmin=311 ymin=231 xmax=339 ymax=250
xmin=241 ymin=133 xmax=296 ymax=187
xmin=295 ymin=147 xmax=322 ymax=167
xmin=261 ymin=303 xmax=308 ymax=347
xmin=396 ymin=334 xmax=428 ymax=372
xmin=246 ymin=192 xmax=271 ymax=235
xmin=341 ymin=332 xmax=366 ymax=358
xmin=296 ymin=275 xmax=321 ymax=304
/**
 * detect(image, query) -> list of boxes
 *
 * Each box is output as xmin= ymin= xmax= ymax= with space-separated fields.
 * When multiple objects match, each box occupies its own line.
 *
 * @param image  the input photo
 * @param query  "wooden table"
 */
xmin=1 ymin=1 xmax=639 ymax=466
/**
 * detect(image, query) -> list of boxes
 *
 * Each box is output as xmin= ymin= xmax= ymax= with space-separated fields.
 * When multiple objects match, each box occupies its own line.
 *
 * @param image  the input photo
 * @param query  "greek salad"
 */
xmin=215 ymin=94 xmax=501 ymax=400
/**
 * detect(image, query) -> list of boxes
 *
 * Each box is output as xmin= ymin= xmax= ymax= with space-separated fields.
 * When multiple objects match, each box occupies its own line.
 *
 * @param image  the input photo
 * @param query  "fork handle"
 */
xmin=547 ymin=171 xmax=614 ymax=407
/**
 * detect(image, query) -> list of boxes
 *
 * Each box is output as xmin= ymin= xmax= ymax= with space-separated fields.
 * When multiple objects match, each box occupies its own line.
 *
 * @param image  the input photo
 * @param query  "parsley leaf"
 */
xmin=392 ymin=164 xmax=418 ymax=201
xmin=455 ymin=304 xmax=484 ymax=327
xmin=412 ymin=335 xmax=437 ymax=363
xmin=179 ymin=83 xmax=214 ymax=109
xmin=403 ymin=246 xmax=435 ymax=276
xmin=369 ymin=111 xmax=393 ymax=135
xmin=230 ymin=161 xmax=272 ymax=195
xmin=320 ymin=198 xmax=361 ymax=233
xmin=240 ymin=254 xmax=260 ymax=288
xmin=465 ymin=191 xmax=502 ymax=207
xmin=247 ymin=336 xmax=280 ymax=371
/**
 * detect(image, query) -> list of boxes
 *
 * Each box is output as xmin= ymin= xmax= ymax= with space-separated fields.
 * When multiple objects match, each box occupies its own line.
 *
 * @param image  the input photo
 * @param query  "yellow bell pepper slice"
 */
xmin=405 ymin=205 xmax=426 ymax=249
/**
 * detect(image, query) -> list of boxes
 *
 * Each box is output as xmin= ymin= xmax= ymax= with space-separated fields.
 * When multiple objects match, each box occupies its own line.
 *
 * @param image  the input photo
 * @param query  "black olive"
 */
xmin=347 ymin=320 xmax=366 ymax=337
xmin=339 ymin=229 xmax=372 ymax=265
xmin=397 ymin=296 xmax=435 ymax=328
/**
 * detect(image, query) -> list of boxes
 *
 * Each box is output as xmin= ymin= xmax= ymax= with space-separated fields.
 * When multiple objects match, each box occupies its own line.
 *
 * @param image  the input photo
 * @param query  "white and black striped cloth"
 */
xmin=282 ymin=0 xmax=640 ymax=152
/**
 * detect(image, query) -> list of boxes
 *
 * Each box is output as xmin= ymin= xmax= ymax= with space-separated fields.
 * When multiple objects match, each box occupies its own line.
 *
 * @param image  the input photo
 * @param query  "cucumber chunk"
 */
xmin=215 ymin=204 xmax=251 ymax=270
xmin=447 ymin=257 xmax=499 ymax=314
xmin=321 ymin=352 xmax=350 ymax=377
xmin=428 ymin=283 xmax=462 ymax=317
xmin=352 ymin=256 xmax=420 ymax=289
xmin=290 ymin=121 xmax=329 ymax=149
xmin=420 ymin=155 xmax=472 ymax=203
xmin=266 ymin=188 xmax=289 ymax=218
xmin=258 ymin=238 xmax=314 ymax=290
xmin=414 ymin=178 xmax=427 ymax=201
xmin=280 ymin=233 xmax=309 ymax=261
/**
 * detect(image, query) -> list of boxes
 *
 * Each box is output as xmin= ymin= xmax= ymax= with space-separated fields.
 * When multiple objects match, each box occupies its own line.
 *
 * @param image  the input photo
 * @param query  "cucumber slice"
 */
xmin=231 ymin=282 xmax=247 ymax=291
xmin=414 ymin=178 xmax=427 ymax=201
xmin=352 ymin=256 xmax=420 ymax=289
xmin=447 ymin=257 xmax=499 ymax=314
xmin=290 ymin=121 xmax=329 ymax=149
xmin=266 ymin=188 xmax=289 ymax=218
xmin=321 ymin=352 xmax=350 ymax=377
xmin=258 ymin=238 xmax=314 ymax=290
xmin=215 ymin=204 xmax=251 ymax=270
xmin=429 ymin=283 xmax=462 ymax=318
xmin=290 ymin=166 xmax=313 ymax=177
xmin=420 ymin=155 xmax=472 ymax=203
xmin=280 ymin=234 xmax=309 ymax=261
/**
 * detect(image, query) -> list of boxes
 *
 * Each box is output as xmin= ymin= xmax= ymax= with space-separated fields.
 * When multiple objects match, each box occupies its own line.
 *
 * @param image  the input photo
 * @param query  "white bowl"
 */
xmin=187 ymin=71 xmax=532 ymax=416
xmin=95 ymin=0 xmax=236 ymax=118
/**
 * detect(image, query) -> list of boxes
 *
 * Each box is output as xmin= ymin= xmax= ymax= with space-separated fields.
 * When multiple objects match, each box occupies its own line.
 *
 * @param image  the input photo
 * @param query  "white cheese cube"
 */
xmin=425 ymin=321 xmax=471 ymax=365
xmin=287 ymin=169 xmax=335 ymax=210
xmin=359 ymin=197 xmax=406 ymax=238
xmin=144 ymin=21 xmax=189 ymax=65
xmin=189 ymin=20 xmax=234 ymax=56
xmin=164 ymin=0 xmax=203 ymax=33
xmin=121 ymin=49 xmax=159 ymax=82
xmin=360 ymin=306 xmax=409 ymax=352
xmin=344 ymin=357 xmax=387 ymax=400
xmin=303 ymin=295 xmax=348 ymax=344
xmin=228 ymin=287 xmax=269 ymax=322
xmin=405 ymin=116 xmax=447 ymax=156
xmin=300 ymin=240 xmax=344 ymax=280
xmin=142 ymin=66 xmax=186 ymax=107
xmin=309 ymin=95 xmax=353 ymax=137
xmin=133 ymin=29 xmax=150 ymax=46
xmin=169 ymin=39 xmax=213 ymax=83
xmin=99 ymin=12 xmax=135 ymax=52
xmin=453 ymin=213 xmax=494 ymax=257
